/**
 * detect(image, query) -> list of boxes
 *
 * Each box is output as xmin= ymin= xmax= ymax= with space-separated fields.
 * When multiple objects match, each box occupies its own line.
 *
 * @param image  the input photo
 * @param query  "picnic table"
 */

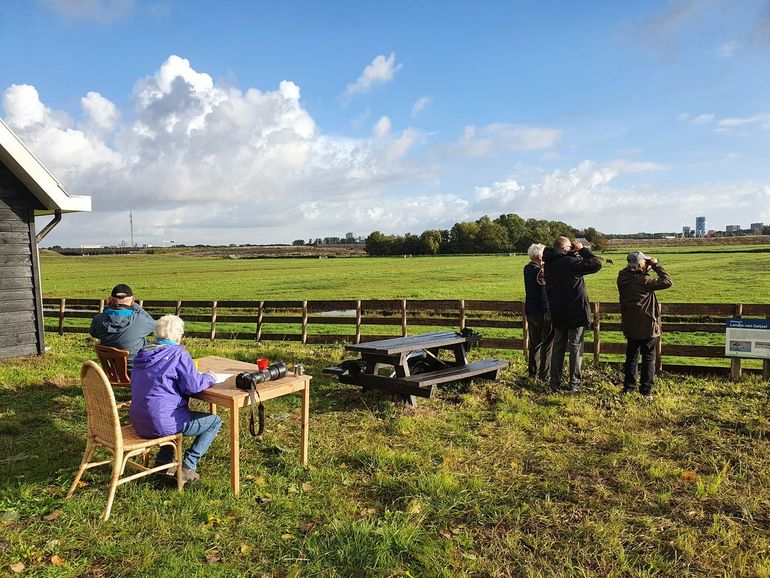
xmin=325 ymin=331 xmax=508 ymax=405
xmin=193 ymin=356 xmax=311 ymax=495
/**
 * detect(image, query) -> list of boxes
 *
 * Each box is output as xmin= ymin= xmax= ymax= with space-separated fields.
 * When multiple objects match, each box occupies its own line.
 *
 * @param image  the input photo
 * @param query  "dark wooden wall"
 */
xmin=0 ymin=162 xmax=45 ymax=359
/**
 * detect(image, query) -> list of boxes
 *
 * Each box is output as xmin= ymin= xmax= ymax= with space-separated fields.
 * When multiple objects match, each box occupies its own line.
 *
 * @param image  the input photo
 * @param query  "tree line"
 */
xmin=365 ymin=214 xmax=607 ymax=256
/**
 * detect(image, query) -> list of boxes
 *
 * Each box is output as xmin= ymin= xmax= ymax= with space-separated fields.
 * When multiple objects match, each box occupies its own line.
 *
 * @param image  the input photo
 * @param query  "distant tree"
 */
xmin=292 ymin=239 xmax=305 ymax=246
xmin=495 ymin=213 xmax=527 ymax=249
xmin=402 ymin=233 xmax=422 ymax=255
xmin=475 ymin=216 xmax=510 ymax=252
xmin=448 ymin=221 xmax=480 ymax=253
xmin=420 ymin=230 xmax=443 ymax=255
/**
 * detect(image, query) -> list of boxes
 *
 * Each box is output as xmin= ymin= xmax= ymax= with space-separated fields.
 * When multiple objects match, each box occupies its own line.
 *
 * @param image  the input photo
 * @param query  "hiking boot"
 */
xmin=180 ymin=467 xmax=200 ymax=484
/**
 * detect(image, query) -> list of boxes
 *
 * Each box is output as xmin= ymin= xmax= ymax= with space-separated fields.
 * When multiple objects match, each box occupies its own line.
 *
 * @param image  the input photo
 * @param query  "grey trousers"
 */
xmin=550 ymin=326 xmax=585 ymax=389
xmin=526 ymin=314 xmax=554 ymax=381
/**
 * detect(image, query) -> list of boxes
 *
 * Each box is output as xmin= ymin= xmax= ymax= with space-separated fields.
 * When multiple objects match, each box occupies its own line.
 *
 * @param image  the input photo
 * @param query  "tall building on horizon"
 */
xmin=695 ymin=216 xmax=706 ymax=237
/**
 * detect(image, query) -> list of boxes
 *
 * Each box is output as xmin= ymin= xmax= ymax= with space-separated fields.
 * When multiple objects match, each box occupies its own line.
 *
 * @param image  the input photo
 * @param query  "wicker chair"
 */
xmin=67 ymin=361 xmax=183 ymax=520
xmin=93 ymin=345 xmax=131 ymax=388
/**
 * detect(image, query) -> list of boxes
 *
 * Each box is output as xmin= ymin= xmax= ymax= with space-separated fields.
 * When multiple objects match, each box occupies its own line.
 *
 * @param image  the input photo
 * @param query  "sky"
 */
xmin=1 ymin=0 xmax=770 ymax=247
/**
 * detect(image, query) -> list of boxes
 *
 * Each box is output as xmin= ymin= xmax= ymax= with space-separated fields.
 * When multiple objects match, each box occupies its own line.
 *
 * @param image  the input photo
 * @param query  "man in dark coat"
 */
xmin=617 ymin=251 xmax=673 ymax=399
xmin=543 ymin=236 xmax=602 ymax=391
xmin=90 ymin=283 xmax=155 ymax=370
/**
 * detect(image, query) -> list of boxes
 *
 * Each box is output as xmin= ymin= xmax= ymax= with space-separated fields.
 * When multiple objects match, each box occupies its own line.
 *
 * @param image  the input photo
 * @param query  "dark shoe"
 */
xmin=569 ymin=383 xmax=580 ymax=392
xmin=181 ymin=467 xmax=200 ymax=484
xmin=550 ymin=383 xmax=560 ymax=392
xmin=621 ymin=386 xmax=637 ymax=395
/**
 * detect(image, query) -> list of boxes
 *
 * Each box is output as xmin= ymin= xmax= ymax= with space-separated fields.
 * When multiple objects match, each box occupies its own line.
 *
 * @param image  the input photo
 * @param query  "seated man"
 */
xmin=129 ymin=314 xmax=223 ymax=484
xmin=90 ymin=284 xmax=155 ymax=370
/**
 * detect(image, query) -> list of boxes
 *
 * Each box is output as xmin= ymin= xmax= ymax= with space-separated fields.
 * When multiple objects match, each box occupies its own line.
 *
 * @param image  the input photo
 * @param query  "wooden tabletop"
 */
xmin=345 ymin=332 xmax=468 ymax=355
xmin=194 ymin=356 xmax=310 ymax=405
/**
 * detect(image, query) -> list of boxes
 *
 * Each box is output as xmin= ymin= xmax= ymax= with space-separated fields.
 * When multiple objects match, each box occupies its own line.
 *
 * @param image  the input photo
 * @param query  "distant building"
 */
xmin=726 ymin=225 xmax=740 ymax=233
xmin=751 ymin=222 xmax=764 ymax=232
xmin=695 ymin=216 xmax=706 ymax=237
xmin=345 ymin=232 xmax=354 ymax=241
xmin=682 ymin=226 xmax=691 ymax=237
xmin=575 ymin=237 xmax=591 ymax=248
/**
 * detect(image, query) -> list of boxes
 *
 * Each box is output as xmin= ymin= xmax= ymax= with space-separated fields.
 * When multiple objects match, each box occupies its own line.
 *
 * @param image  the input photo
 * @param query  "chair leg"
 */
xmin=103 ymin=449 xmax=122 ymax=521
xmin=66 ymin=438 xmax=96 ymax=498
xmin=175 ymin=436 xmax=183 ymax=492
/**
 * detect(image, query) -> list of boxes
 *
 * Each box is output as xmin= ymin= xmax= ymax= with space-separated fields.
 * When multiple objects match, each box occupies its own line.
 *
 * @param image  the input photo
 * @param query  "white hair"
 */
xmin=155 ymin=314 xmax=184 ymax=343
xmin=527 ymin=243 xmax=545 ymax=260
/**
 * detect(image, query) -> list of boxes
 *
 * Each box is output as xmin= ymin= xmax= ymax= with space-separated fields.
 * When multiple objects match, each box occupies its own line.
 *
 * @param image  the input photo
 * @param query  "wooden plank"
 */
xmin=0 ymin=332 xmax=37 ymax=347
xmin=0 ymin=208 xmax=24 ymax=221
xmin=361 ymin=299 xmax=404 ymax=310
xmin=361 ymin=317 xmax=403 ymax=326
xmin=0 ymin=322 xmax=37 ymax=337
xmin=0 ymin=244 xmax=29 ymax=255
xmin=0 ymin=221 xmax=29 ymax=233
xmin=406 ymin=299 xmax=461 ymax=311
xmin=256 ymin=300 xmax=264 ymax=341
xmin=0 ymin=299 xmax=33 ymax=313
xmin=593 ymin=302 xmax=601 ymax=364
xmin=742 ymin=304 xmax=770 ymax=316
xmin=141 ymin=300 xmax=184 ymax=308
xmin=405 ymin=317 xmax=462 ymax=327
xmin=0 ymin=343 xmax=38 ymax=359
xmin=1 ymin=310 xmax=36 ymax=324
xmin=0 ymin=254 xmax=31 ymax=267
xmin=337 ymin=372 xmax=433 ymax=398
xmin=210 ymin=300 xmax=218 ymax=340
xmin=307 ymin=316 xmax=356 ymax=325
xmin=43 ymin=326 xmax=90 ymax=334
xmin=306 ymin=334 xmax=356 ymax=345
xmin=661 ymin=344 xmax=725 ymax=358
xmin=584 ymin=341 xmax=626 ymax=354
xmin=479 ymin=337 xmax=521 ymax=349
xmin=261 ymin=315 xmax=303 ymax=324
xmin=465 ymin=300 xmax=522 ymax=312
xmin=355 ymin=300 xmax=362 ymax=344
xmin=401 ymin=359 xmax=509 ymax=386
xmin=306 ymin=300 xmax=358 ymax=312
xmin=1 ymin=266 xmax=32 ymax=278
xmin=43 ymin=298 xmax=99 ymax=307
xmin=663 ymin=303 xmax=735 ymax=315
xmin=0 ymin=277 xmax=32 ymax=290
xmin=43 ymin=310 xmax=94 ymax=319
xmin=459 ymin=299 xmax=466 ymax=331
xmin=465 ymin=319 xmax=519 ymax=329
xmin=0 ymin=231 xmax=28 ymax=244
xmin=260 ymin=300 xmax=305 ymax=309
xmin=0 ymin=289 xmax=35 ymax=302
xmin=301 ymin=300 xmax=308 ymax=345
xmin=346 ymin=332 xmax=465 ymax=355
xmin=597 ymin=302 xmax=621 ymax=314
xmin=401 ymin=299 xmax=407 ymax=337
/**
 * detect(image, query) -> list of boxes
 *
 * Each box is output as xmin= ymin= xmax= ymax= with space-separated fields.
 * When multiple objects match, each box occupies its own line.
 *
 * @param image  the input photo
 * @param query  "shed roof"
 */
xmin=0 ymin=119 xmax=91 ymax=215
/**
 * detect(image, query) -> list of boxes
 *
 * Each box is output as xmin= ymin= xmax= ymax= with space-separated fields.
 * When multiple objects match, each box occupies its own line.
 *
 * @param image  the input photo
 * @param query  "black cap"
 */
xmin=110 ymin=284 xmax=133 ymax=298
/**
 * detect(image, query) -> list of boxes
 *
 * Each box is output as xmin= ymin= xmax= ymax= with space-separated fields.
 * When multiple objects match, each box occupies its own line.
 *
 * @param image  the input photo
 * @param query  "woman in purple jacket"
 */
xmin=129 ymin=314 xmax=222 ymax=484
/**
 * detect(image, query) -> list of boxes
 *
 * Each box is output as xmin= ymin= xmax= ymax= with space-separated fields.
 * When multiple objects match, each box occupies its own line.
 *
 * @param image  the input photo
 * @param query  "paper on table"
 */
xmin=207 ymin=372 xmax=235 ymax=383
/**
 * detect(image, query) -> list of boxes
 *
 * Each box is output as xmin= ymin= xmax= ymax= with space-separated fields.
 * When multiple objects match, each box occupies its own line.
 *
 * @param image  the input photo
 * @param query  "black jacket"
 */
xmin=543 ymin=247 xmax=602 ymax=329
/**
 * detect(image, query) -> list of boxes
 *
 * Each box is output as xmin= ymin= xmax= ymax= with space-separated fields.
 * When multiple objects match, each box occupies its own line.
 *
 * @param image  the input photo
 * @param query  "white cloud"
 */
xmin=691 ymin=113 xmax=715 ymax=124
xmin=716 ymin=40 xmax=737 ymax=58
xmin=411 ymin=96 xmax=431 ymax=119
xmin=343 ymin=53 xmax=403 ymax=100
xmin=450 ymin=123 xmax=562 ymax=157
xmin=373 ymin=116 xmax=391 ymax=138
xmin=717 ymin=114 xmax=770 ymax=130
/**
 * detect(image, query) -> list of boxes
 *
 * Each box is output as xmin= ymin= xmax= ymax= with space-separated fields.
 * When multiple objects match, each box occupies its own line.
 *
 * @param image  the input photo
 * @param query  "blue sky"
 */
xmin=1 ymin=0 xmax=769 ymax=246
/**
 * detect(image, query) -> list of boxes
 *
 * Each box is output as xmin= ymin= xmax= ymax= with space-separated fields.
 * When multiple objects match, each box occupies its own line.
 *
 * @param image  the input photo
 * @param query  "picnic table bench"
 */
xmin=325 ymin=331 xmax=508 ymax=405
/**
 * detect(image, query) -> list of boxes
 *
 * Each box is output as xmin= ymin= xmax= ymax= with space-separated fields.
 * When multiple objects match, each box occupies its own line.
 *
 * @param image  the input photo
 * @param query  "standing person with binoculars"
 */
xmin=617 ymin=251 xmax=673 ymax=400
xmin=129 ymin=314 xmax=227 ymax=484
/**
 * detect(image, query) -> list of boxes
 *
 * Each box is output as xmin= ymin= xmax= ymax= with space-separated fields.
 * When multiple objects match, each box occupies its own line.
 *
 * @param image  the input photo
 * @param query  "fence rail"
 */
xmin=42 ymin=298 xmax=770 ymax=379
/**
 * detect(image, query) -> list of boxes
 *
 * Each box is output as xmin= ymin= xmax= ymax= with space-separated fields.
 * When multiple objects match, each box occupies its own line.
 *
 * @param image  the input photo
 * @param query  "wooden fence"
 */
xmin=42 ymin=298 xmax=770 ymax=379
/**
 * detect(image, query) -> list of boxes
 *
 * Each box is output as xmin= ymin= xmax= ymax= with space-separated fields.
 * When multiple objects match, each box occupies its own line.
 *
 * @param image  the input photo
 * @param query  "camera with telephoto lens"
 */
xmin=236 ymin=362 xmax=288 ymax=390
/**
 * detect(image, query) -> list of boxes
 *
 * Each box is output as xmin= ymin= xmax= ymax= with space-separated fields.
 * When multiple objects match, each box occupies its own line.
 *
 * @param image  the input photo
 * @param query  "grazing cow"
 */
xmin=606 ymin=259 xmax=614 ymax=265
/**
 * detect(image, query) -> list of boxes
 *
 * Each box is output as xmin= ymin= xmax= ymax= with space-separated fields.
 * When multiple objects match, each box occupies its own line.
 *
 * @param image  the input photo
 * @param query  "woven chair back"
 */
xmin=80 ymin=361 xmax=121 ymax=446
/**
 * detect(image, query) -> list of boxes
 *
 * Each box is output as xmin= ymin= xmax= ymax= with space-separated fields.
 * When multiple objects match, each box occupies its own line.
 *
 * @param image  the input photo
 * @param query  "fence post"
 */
xmin=765 ymin=315 xmax=770 ymax=381
xmin=210 ymin=300 xmax=218 ymax=341
xmin=459 ymin=299 xmax=466 ymax=331
xmin=355 ymin=300 xmax=362 ymax=344
xmin=730 ymin=304 xmax=743 ymax=382
xmin=256 ymin=301 xmax=264 ymax=342
xmin=175 ymin=300 xmax=182 ymax=316
xmin=98 ymin=299 xmax=104 ymax=313
xmin=58 ymin=298 xmax=66 ymax=336
xmin=656 ymin=303 xmax=663 ymax=372
xmin=593 ymin=302 xmax=601 ymax=364
xmin=522 ymin=312 xmax=529 ymax=361
xmin=401 ymin=300 xmax=408 ymax=337
xmin=301 ymin=301 xmax=308 ymax=345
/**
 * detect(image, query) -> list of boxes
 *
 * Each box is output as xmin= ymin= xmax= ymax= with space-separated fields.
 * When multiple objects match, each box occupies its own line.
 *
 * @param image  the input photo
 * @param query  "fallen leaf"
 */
xmin=43 ymin=510 xmax=62 ymax=522
xmin=45 ymin=539 xmax=61 ymax=549
xmin=439 ymin=529 xmax=453 ymax=540
xmin=286 ymin=485 xmax=298 ymax=495
xmin=10 ymin=562 xmax=24 ymax=573
xmin=406 ymin=499 xmax=422 ymax=514
xmin=205 ymin=551 xmax=221 ymax=564
xmin=298 ymin=521 xmax=317 ymax=535
xmin=359 ymin=508 xmax=376 ymax=517
xmin=281 ymin=533 xmax=294 ymax=541
xmin=225 ymin=510 xmax=237 ymax=519
xmin=301 ymin=482 xmax=313 ymax=493
xmin=50 ymin=555 xmax=65 ymax=565
xmin=1 ymin=510 xmax=20 ymax=523
xmin=682 ymin=471 xmax=698 ymax=483
xmin=256 ymin=493 xmax=273 ymax=504
xmin=239 ymin=543 xmax=252 ymax=556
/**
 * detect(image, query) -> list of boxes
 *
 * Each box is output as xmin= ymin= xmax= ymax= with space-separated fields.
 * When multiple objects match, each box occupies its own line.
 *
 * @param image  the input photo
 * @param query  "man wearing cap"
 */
xmin=617 ymin=252 xmax=673 ymax=399
xmin=90 ymin=284 xmax=156 ymax=370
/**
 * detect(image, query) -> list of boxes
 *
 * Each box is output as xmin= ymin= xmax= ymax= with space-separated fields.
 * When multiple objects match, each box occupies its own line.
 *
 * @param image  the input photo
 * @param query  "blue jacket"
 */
xmin=90 ymin=305 xmax=156 ymax=369
xmin=129 ymin=344 xmax=215 ymax=438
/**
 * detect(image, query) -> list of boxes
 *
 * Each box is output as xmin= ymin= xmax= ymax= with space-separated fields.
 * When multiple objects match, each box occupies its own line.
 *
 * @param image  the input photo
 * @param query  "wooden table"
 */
xmin=327 ymin=332 xmax=507 ymax=405
xmin=193 ymin=356 xmax=311 ymax=495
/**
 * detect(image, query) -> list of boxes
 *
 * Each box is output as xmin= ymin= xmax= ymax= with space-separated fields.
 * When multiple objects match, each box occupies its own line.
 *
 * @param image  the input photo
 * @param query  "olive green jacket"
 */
xmin=617 ymin=264 xmax=673 ymax=340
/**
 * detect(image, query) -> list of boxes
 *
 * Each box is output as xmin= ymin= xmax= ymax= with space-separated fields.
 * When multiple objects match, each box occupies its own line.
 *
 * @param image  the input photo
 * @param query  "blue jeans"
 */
xmin=156 ymin=411 xmax=222 ymax=470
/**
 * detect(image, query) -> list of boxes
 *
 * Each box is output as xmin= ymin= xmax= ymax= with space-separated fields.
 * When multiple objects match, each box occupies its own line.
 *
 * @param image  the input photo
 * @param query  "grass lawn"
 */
xmin=38 ymin=248 xmax=770 ymax=303
xmin=1 ymin=334 xmax=769 ymax=576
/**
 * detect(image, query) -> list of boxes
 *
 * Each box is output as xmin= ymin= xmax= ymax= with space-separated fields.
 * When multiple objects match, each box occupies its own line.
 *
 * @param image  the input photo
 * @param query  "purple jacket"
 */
xmin=129 ymin=344 xmax=215 ymax=438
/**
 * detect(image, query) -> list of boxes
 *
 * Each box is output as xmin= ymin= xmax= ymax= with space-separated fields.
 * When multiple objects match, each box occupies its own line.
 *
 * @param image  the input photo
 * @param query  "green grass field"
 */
xmin=38 ymin=246 xmax=770 ymax=303
xmin=1 ymin=335 xmax=769 ymax=577
xmin=1 ymin=248 xmax=768 ymax=576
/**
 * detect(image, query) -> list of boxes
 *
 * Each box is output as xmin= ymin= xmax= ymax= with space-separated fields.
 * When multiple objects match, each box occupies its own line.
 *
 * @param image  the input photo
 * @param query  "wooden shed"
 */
xmin=0 ymin=120 xmax=91 ymax=360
